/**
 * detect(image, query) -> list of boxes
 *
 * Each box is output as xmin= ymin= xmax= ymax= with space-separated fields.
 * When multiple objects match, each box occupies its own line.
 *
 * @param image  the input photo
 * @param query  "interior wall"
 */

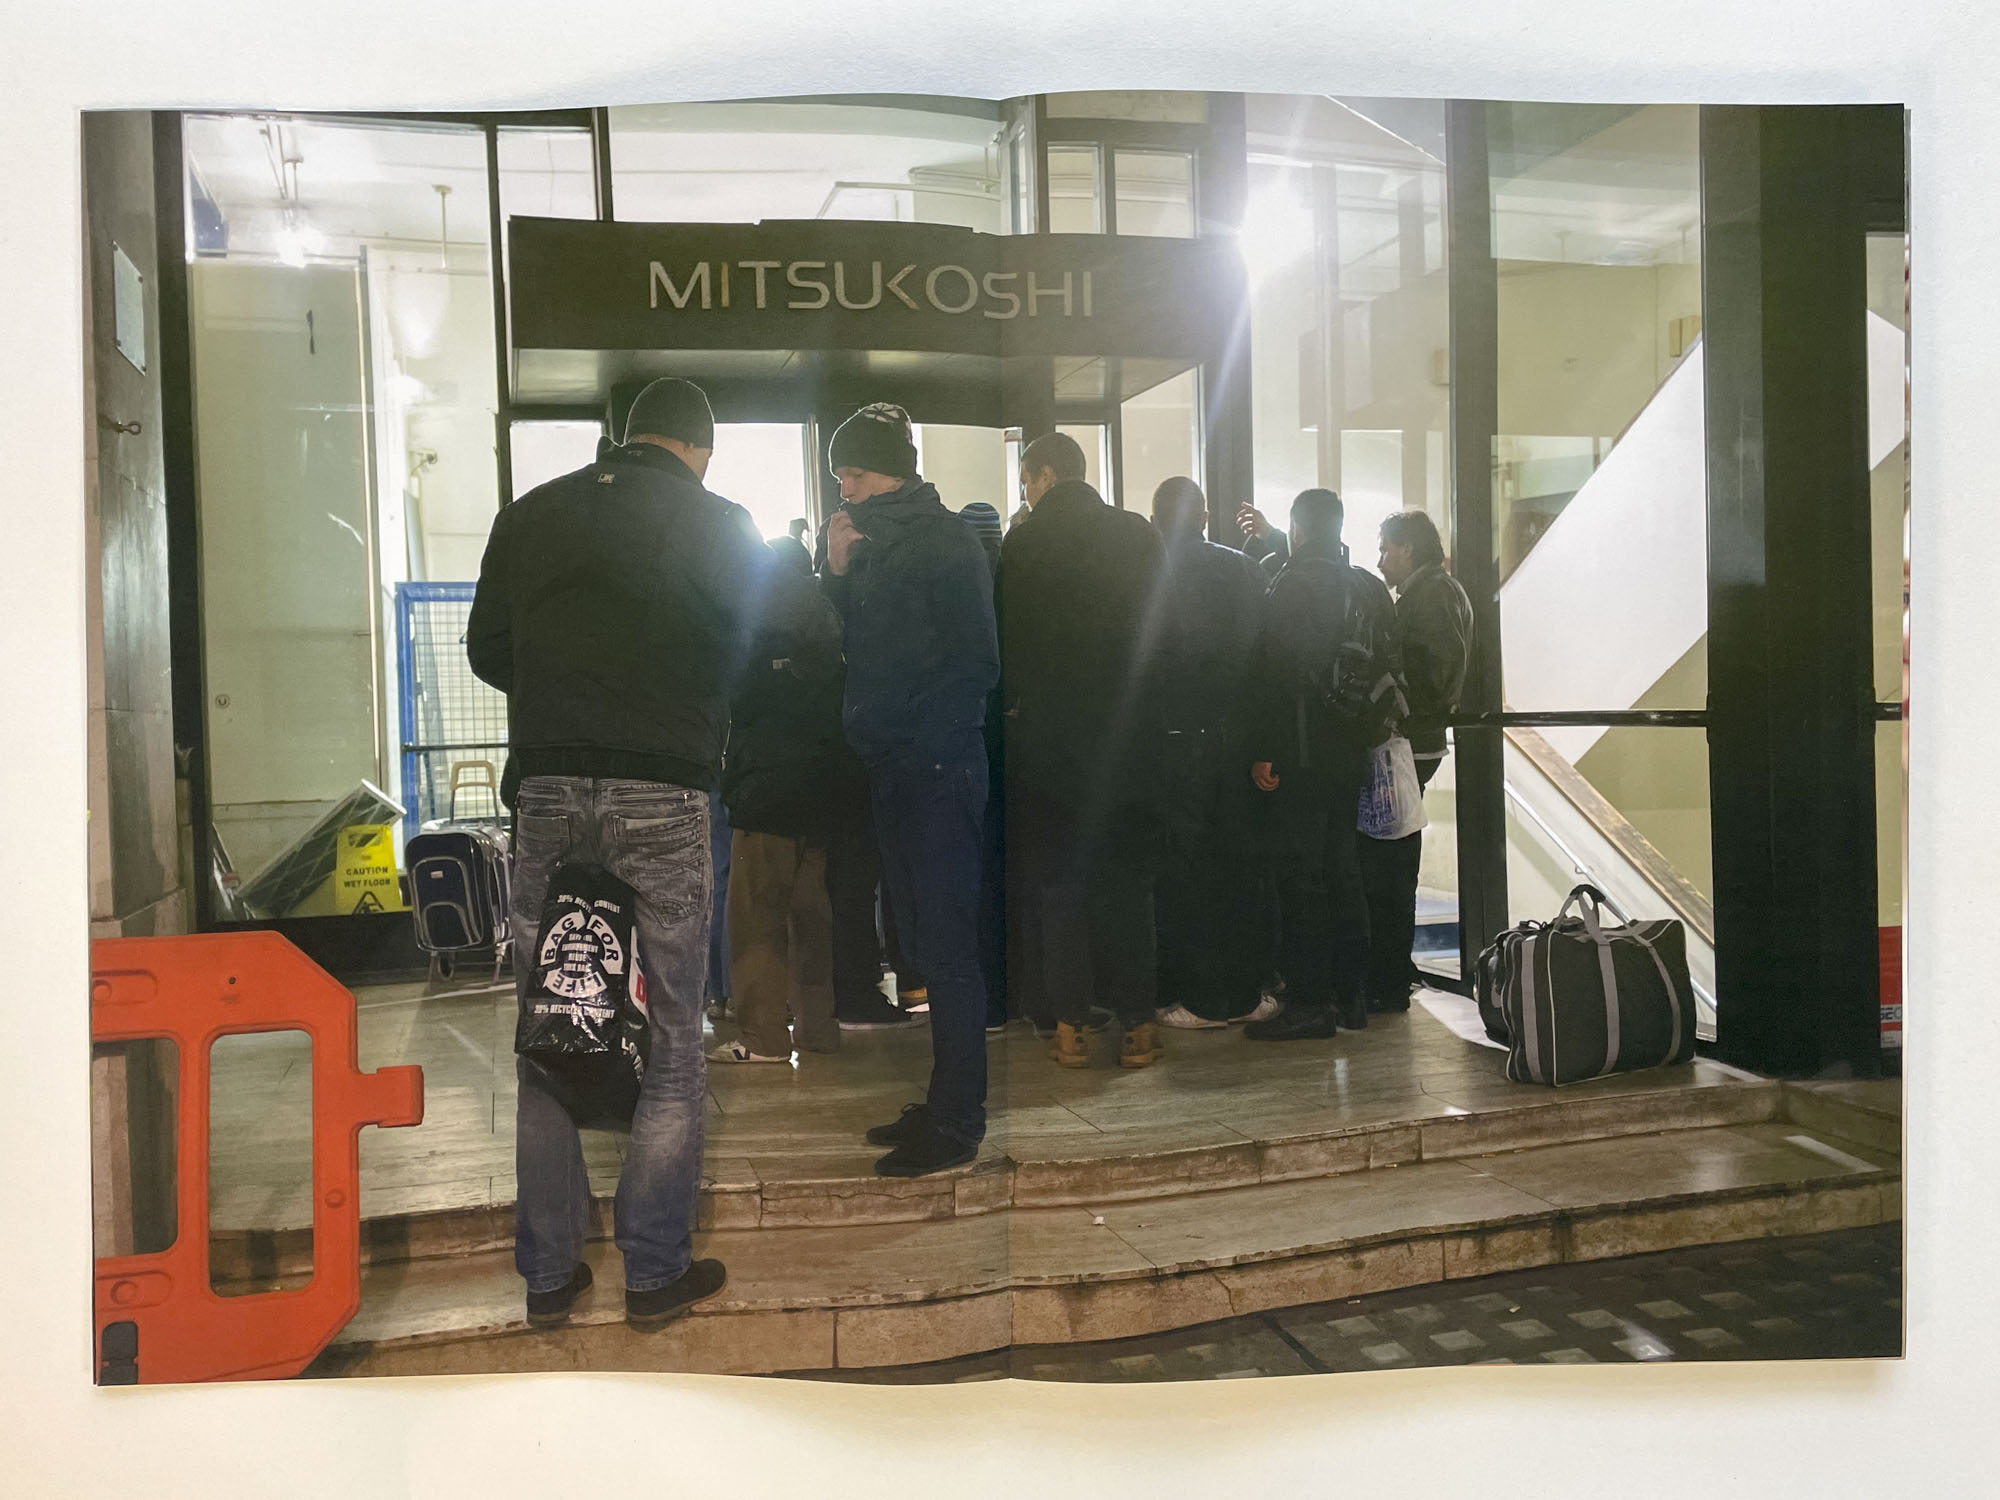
xmin=83 ymin=112 xmax=184 ymax=939
xmin=1497 ymin=260 xmax=1700 ymax=441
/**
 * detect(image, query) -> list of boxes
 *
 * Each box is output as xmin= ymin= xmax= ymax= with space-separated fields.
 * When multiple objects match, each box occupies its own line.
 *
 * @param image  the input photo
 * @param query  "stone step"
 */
xmin=212 ymin=1072 xmax=1791 ymax=1284
xmin=307 ymin=1119 xmax=1900 ymax=1379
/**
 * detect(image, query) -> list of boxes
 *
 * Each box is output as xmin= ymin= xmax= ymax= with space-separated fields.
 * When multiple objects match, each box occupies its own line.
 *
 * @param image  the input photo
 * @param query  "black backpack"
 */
xmin=1296 ymin=555 xmax=1406 ymax=747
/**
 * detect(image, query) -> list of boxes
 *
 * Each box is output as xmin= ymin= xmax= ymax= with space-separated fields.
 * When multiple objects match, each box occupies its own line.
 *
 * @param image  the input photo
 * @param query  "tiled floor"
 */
xmin=794 ymin=1221 xmax=1905 ymax=1383
xmin=206 ymin=978 xmax=1777 ymax=1233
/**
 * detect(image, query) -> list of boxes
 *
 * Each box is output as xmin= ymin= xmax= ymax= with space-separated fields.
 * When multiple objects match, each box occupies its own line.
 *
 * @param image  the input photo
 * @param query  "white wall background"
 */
xmin=3 ymin=6 xmax=1989 ymax=1500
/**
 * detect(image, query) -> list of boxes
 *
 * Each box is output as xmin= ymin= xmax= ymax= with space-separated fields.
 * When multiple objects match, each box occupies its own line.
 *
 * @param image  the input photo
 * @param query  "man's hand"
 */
xmin=1237 ymin=504 xmax=1272 ymax=540
xmin=1252 ymin=760 xmax=1280 ymax=792
xmin=826 ymin=509 xmax=863 ymax=576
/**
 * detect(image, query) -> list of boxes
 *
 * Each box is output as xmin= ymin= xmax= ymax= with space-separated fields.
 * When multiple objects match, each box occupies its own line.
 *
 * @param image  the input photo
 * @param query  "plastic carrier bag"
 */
xmin=514 ymin=862 xmax=650 ymax=1129
xmin=1358 ymin=735 xmax=1428 ymax=840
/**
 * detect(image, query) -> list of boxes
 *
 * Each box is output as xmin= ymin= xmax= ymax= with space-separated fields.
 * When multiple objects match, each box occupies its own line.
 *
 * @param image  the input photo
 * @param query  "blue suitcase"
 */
xmin=407 ymin=825 xmax=512 ymax=974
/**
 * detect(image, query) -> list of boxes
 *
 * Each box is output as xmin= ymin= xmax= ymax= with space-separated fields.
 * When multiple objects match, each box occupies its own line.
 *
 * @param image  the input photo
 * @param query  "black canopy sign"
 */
xmin=508 ymin=217 xmax=1246 ymax=364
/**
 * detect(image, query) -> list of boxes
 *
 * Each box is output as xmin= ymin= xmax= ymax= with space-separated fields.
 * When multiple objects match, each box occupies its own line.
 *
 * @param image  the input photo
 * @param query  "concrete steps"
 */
xmin=307 ymin=1097 xmax=1901 ymax=1379
xmin=215 ymin=1071 xmax=1797 ymax=1284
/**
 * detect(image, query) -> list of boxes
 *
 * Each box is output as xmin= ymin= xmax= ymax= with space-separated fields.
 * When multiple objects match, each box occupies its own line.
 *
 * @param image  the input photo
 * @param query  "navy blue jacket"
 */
xmin=822 ymin=478 xmax=999 ymax=764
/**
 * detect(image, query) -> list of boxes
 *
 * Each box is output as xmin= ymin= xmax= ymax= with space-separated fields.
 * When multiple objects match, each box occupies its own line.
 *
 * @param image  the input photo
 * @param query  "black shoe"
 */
xmin=873 ymin=1124 xmax=979 ymax=1178
xmin=865 ymin=1101 xmax=931 ymax=1146
xmin=1366 ymin=991 xmax=1412 ymax=1014
xmin=525 ymin=1261 xmax=593 ymax=1329
xmin=837 ymin=994 xmax=921 ymax=1030
xmin=1334 ymin=998 xmax=1369 ymax=1030
xmin=1242 ymin=1004 xmax=1341 ymax=1042
xmin=625 ymin=1259 xmax=727 ymax=1331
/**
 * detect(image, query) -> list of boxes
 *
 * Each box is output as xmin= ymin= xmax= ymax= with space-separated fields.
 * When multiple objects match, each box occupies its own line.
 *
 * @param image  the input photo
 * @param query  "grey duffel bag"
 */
xmin=1489 ymin=883 xmax=1696 ymax=1086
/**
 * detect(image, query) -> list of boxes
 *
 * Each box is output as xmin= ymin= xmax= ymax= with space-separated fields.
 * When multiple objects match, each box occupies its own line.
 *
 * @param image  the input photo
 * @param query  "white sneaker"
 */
xmin=1156 ymin=1004 xmax=1226 ymax=1030
xmin=707 ymin=1040 xmax=789 ymax=1064
xmin=1233 ymin=994 xmax=1283 ymax=1025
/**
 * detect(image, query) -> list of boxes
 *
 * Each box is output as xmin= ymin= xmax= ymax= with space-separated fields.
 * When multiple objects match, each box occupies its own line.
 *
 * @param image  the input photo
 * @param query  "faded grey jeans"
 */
xmin=511 ymin=777 xmax=710 ymax=1293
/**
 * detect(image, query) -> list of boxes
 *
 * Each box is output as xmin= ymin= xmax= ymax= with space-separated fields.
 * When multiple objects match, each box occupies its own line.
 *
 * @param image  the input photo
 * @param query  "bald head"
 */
xmin=1152 ymin=477 xmax=1207 ymax=541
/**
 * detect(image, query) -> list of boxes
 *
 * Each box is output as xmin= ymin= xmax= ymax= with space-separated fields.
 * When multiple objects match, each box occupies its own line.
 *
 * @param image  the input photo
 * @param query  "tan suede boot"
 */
xmin=1051 ymin=1021 xmax=1091 ymax=1069
xmin=1119 ymin=1023 xmax=1164 ymax=1069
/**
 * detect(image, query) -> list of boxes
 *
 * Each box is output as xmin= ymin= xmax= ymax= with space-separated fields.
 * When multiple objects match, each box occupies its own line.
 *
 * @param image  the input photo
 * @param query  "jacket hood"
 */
xmin=849 ymin=477 xmax=945 ymax=546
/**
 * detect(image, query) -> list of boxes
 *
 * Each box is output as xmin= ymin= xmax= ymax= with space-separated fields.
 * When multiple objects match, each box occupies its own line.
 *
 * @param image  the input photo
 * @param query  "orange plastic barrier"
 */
xmin=91 ymin=932 xmax=424 ymax=1384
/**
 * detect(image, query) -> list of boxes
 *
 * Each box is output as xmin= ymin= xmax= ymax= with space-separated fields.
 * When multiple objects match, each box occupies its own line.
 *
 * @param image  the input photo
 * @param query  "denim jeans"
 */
xmin=511 ymin=776 xmax=710 ymax=1294
xmin=868 ymin=743 xmax=989 ymax=1146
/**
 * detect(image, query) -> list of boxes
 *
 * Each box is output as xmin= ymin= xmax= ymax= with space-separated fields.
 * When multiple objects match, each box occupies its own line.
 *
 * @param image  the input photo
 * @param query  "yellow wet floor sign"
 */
xmin=290 ymin=823 xmax=408 ymax=916
xmin=335 ymin=823 xmax=406 ymax=913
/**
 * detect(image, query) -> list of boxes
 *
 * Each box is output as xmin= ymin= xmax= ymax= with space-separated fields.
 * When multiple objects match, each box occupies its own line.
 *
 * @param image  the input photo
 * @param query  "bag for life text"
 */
xmin=514 ymin=862 xmax=650 ymax=1128
xmin=1357 ymin=734 xmax=1427 ymax=840
xmin=1474 ymin=883 xmax=1695 ymax=1086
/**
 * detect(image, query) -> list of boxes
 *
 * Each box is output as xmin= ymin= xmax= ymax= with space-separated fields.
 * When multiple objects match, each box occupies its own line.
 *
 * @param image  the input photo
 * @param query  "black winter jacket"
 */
xmin=1250 ymin=550 xmax=1407 ymax=773
xmin=722 ymin=589 xmax=865 ymax=838
xmin=822 ymin=477 xmax=999 ymax=764
xmin=997 ymin=480 xmax=1167 ymax=808
xmin=1156 ymin=534 xmax=1267 ymax=736
xmin=466 ymin=442 xmax=829 ymax=797
xmin=1395 ymin=561 xmax=1474 ymax=761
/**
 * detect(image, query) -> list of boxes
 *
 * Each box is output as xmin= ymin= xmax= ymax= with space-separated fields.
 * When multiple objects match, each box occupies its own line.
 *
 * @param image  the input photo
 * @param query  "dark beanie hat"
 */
xmin=624 ymin=377 xmax=715 ymax=449
xmin=828 ymin=402 xmax=919 ymax=479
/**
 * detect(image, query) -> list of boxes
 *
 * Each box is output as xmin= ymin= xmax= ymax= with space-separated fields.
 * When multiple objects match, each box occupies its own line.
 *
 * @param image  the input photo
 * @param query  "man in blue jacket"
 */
xmin=822 ymin=403 xmax=1000 ymax=1176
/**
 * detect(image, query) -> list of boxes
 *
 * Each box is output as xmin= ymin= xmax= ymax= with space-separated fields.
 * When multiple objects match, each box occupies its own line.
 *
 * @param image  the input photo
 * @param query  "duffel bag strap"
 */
xmin=1555 ymin=883 xmax=1632 ymax=941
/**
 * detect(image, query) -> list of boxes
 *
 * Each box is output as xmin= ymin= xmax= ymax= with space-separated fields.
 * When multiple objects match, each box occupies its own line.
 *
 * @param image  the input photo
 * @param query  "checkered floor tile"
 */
xmin=799 ymin=1222 xmax=1903 ymax=1384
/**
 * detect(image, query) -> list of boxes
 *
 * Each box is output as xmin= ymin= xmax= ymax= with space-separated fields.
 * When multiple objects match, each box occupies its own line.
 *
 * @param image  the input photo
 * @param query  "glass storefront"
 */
xmin=155 ymin=92 xmax=1902 ymax=1067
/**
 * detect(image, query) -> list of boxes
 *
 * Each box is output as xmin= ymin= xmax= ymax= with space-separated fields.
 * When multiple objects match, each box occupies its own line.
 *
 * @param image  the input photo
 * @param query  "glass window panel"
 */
xmin=706 ymin=423 xmax=810 ymax=541
xmin=1868 ymin=234 xmax=1909 ymax=705
xmin=1505 ymin=726 xmax=1712 ymax=927
xmin=1113 ymin=151 xmax=1194 ymax=238
xmin=1045 ymin=146 xmax=1103 ymax=234
xmin=1413 ymin=753 xmax=1459 ymax=982
xmin=184 ymin=116 xmax=495 ymax=878
xmin=1119 ymin=369 xmax=1199 ymax=517
xmin=915 ymin=424 xmax=1010 ymax=513
xmin=1487 ymin=103 xmax=1705 ymax=712
xmin=1054 ymin=423 xmax=1107 ymax=494
xmin=511 ymin=419 xmax=604 ymax=500
xmin=608 ymin=100 xmax=1002 ymax=229
xmin=1241 ymin=95 xmax=1448 ymax=558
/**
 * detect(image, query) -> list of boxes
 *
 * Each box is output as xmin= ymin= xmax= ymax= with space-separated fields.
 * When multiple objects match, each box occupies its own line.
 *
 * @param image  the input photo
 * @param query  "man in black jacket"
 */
xmin=1244 ymin=488 xmax=1408 ymax=1042
xmin=467 ymin=377 xmax=827 ymax=1331
xmin=713 ymin=538 xmax=855 ymax=1063
xmin=1000 ymin=432 xmax=1169 ymax=1070
xmin=823 ymin=403 xmax=1000 ymax=1177
xmin=1149 ymin=477 xmax=1270 ymax=1029
xmin=1361 ymin=509 xmax=1473 ymax=1011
